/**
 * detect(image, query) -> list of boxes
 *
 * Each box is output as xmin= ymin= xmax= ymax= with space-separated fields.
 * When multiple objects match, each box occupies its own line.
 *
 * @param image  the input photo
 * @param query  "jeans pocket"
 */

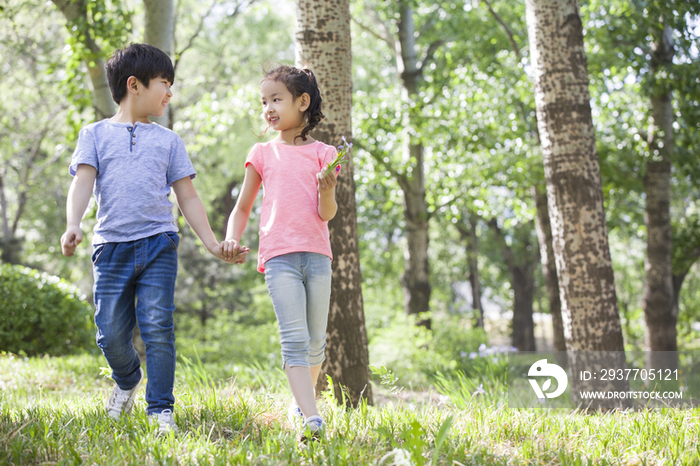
xmin=162 ymin=232 xmax=180 ymax=251
xmin=91 ymin=244 xmax=107 ymax=265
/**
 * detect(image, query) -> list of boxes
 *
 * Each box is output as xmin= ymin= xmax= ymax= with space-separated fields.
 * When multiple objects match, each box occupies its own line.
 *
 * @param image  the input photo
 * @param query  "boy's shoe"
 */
xmin=106 ymin=367 xmax=144 ymax=418
xmin=148 ymin=409 xmax=178 ymax=434
xmin=288 ymin=401 xmax=304 ymax=427
xmin=300 ymin=415 xmax=325 ymax=443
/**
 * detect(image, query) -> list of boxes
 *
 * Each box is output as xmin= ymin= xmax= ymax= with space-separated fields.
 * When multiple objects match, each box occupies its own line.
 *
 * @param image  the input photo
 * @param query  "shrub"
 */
xmin=0 ymin=264 xmax=94 ymax=356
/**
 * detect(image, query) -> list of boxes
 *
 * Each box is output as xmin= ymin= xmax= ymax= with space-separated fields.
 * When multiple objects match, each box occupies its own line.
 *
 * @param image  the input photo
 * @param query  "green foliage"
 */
xmin=368 ymin=310 xmax=489 ymax=385
xmin=0 ymin=264 xmax=94 ymax=356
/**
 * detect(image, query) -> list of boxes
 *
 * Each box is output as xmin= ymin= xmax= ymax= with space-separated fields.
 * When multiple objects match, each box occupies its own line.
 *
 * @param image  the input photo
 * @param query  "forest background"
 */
xmin=1 ymin=0 xmax=699 ymax=399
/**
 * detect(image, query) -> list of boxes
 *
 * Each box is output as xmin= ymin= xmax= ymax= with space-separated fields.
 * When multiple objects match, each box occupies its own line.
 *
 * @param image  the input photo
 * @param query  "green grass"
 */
xmin=1 ymin=353 xmax=699 ymax=465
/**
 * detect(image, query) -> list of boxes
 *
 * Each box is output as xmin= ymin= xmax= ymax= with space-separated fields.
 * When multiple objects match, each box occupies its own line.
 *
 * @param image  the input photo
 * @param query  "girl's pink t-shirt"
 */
xmin=245 ymin=139 xmax=338 ymax=273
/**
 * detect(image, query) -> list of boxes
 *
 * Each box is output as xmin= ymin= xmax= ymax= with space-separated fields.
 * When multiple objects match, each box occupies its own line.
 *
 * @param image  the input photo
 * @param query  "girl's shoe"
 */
xmin=300 ymin=415 xmax=324 ymax=443
xmin=288 ymin=401 xmax=304 ymax=427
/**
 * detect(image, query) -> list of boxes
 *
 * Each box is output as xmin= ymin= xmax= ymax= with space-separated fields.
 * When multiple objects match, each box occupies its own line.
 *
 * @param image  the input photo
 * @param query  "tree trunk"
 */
xmin=295 ymin=0 xmax=373 ymax=407
xmin=144 ymin=0 xmax=175 ymax=128
xmin=511 ymin=266 xmax=536 ymax=352
xmin=394 ymin=1 xmax=432 ymax=327
xmin=643 ymin=24 xmax=676 ymax=370
xmin=525 ymin=0 xmax=628 ymax=409
xmin=532 ymin=185 xmax=566 ymax=353
xmin=456 ymin=216 xmax=484 ymax=328
xmin=489 ymin=219 xmax=537 ymax=351
xmin=51 ymin=0 xmax=115 ymax=120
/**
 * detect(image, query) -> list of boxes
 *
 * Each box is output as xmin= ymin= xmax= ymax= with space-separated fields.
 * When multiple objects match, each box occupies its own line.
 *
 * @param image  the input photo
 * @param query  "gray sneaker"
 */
xmin=148 ymin=409 xmax=178 ymax=434
xmin=300 ymin=415 xmax=324 ymax=443
xmin=106 ymin=367 xmax=144 ymax=419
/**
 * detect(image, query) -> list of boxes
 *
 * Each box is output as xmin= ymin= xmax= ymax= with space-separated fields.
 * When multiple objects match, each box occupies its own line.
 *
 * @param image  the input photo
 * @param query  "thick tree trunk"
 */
xmin=643 ymin=24 xmax=676 ymax=370
xmin=525 ymin=0 xmax=627 ymax=409
xmin=295 ymin=0 xmax=373 ymax=407
xmin=144 ymin=0 xmax=175 ymax=128
xmin=52 ymin=0 xmax=115 ymax=120
xmin=456 ymin=216 xmax=484 ymax=328
xmin=533 ymin=186 xmax=566 ymax=353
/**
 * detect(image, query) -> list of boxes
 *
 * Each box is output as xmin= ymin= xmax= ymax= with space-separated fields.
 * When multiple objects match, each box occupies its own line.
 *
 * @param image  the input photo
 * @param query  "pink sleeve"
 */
xmin=245 ymin=143 xmax=263 ymax=176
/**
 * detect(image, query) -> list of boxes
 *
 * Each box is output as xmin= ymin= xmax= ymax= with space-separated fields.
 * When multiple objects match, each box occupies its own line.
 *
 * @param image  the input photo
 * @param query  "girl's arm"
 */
xmin=317 ymin=170 xmax=338 ymax=221
xmin=222 ymin=164 xmax=262 ymax=261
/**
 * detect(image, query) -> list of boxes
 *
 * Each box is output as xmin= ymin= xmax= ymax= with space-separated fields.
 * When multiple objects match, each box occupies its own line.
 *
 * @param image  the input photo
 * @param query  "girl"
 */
xmin=221 ymin=65 xmax=339 ymax=442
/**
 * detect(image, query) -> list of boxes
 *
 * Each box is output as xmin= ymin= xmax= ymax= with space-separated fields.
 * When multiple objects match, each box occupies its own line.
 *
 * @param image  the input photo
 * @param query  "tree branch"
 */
xmin=418 ymin=40 xmax=445 ymax=75
xmin=352 ymin=139 xmax=406 ymax=185
xmin=482 ymin=0 xmax=520 ymax=58
xmin=174 ymin=0 xmax=218 ymax=71
xmin=352 ymin=11 xmax=396 ymax=50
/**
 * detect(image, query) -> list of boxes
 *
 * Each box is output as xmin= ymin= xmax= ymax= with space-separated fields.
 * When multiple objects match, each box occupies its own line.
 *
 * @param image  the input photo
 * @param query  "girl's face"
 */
xmin=260 ymin=79 xmax=309 ymax=133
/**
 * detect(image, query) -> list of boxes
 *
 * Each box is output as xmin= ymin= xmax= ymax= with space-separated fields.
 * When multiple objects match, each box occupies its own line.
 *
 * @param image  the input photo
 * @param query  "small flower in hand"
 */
xmin=323 ymin=136 xmax=352 ymax=177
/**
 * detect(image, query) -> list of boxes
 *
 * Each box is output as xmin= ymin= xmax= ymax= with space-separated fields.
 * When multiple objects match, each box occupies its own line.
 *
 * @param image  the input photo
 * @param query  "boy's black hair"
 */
xmin=263 ymin=65 xmax=324 ymax=142
xmin=105 ymin=43 xmax=175 ymax=104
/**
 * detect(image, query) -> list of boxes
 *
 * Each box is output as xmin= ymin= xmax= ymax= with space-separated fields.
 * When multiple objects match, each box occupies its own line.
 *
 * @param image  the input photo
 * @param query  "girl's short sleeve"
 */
xmin=245 ymin=143 xmax=263 ymax=176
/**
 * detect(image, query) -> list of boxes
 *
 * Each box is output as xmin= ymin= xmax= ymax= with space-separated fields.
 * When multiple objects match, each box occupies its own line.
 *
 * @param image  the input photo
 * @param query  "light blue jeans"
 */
xmin=92 ymin=232 xmax=179 ymax=414
xmin=264 ymin=252 xmax=332 ymax=369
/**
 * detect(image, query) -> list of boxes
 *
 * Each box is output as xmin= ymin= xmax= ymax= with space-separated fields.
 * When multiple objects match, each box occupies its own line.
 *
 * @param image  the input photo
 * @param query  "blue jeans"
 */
xmin=92 ymin=232 xmax=179 ymax=414
xmin=264 ymin=252 xmax=332 ymax=369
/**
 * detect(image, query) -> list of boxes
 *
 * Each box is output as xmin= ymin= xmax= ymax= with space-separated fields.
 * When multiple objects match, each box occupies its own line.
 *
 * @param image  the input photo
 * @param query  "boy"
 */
xmin=60 ymin=43 xmax=245 ymax=433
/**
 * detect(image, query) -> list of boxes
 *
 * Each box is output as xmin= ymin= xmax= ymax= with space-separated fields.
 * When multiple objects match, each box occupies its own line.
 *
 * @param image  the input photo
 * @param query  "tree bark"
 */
xmin=643 ymin=24 xmax=676 ymax=370
xmin=533 ymin=185 xmax=566 ymax=353
xmin=295 ymin=0 xmax=373 ymax=407
xmin=51 ymin=0 xmax=115 ymax=120
xmin=144 ymin=0 xmax=175 ymax=128
xmin=525 ymin=0 xmax=628 ymax=409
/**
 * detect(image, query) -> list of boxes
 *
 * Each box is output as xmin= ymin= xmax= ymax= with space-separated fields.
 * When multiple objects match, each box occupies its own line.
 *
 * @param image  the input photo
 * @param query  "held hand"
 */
xmin=317 ymin=168 xmax=338 ymax=193
xmin=60 ymin=225 xmax=83 ymax=257
xmin=220 ymin=239 xmax=250 ymax=264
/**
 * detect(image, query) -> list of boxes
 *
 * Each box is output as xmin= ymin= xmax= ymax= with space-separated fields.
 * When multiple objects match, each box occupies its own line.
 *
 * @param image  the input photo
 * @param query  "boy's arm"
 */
xmin=221 ymin=164 xmax=262 ymax=262
xmin=171 ymin=176 xmax=223 ymax=258
xmin=61 ymin=164 xmax=96 ymax=256
xmin=316 ymin=170 xmax=338 ymax=221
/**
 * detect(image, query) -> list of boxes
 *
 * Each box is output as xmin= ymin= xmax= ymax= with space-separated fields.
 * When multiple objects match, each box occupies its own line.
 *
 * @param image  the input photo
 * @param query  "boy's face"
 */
xmin=134 ymin=76 xmax=172 ymax=118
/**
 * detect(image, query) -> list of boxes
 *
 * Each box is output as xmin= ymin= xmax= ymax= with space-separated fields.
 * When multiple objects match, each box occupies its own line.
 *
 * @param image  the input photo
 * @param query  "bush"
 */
xmin=0 ymin=264 xmax=95 ymax=356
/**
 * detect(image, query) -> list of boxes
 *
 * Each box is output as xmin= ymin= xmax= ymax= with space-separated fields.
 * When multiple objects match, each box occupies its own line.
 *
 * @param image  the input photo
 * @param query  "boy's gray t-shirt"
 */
xmin=69 ymin=119 xmax=196 ymax=245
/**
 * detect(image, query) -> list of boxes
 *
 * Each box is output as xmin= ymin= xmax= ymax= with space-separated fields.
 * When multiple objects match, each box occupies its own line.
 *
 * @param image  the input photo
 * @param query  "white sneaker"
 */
xmin=148 ymin=409 xmax=178 ymax=434
xmin=300 ymin=415 xmax=324 ymax=443
xmin=288 ymin=401 xmax=304 ymax=427
xmin=106 ymin=368 xmax=144 ymax=419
